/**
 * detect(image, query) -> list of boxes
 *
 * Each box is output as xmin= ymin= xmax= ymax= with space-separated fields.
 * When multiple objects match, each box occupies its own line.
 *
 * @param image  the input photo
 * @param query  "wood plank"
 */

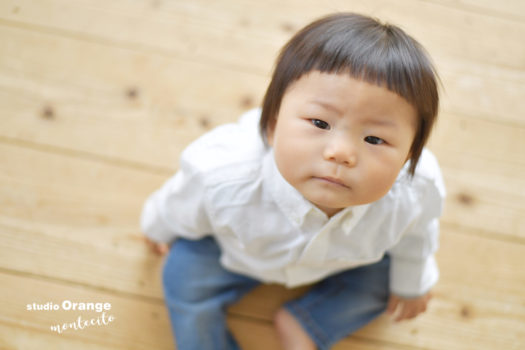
xmin=441 ymin=173 xmax=525 ymax=240
xmin=0 ymin=143 xmax=166 ymax=233
xmin=3 ymin=106 xmax=523 ymax=243
xmin=0 ymin=23 xmax=267 ymax=170
xmin=229 ymin=317 xmax=417 ymax=350
xmin=1 ymin=22 xmax=522 ymax=170
xmin=1 ymin=139 xmax=524 ymax=349
xmin=1 ymin=0 xmax=523 ymax=349
xmin=0 ymin=272 xmax=416 ymax=350
xmin=0 ymin=223 xmax=525 ymax=350
xmin=0 ymin=140 xmax=169 ymax=298
xmin=0 ymin=119 xmax=523 ymax=287
xmin=0 ymin=272 xmax=174 ymax=349
xmin=425 ymin=0 xmax=525 ymax=21
xmin=231 ymin=226 xmax=525 ymax=350
xmin=436 ymin=57 xmax=525 ymax=125
xmin=228 ymin=318 xmax=281 ymax=350
xmin=431 ymin=111 xmax=525 ymax=167
xmin=1 ymin=0 xmax=524 ymax=71
xmin=2 ymin=23 xmax=524 ymax=242
xmin=3 ymin=218 xmax=524 ymax=349
xmin=1 ymin=0 xmax=524 ymax=127
xmin=0 ymin=323 xmax=118 ymax=350
xmin=429 ymin=113 xmax=525 ymax=240
xmin=342 ymin=1 xmax=525 ymax=71
xmin=0 ymin=223 xmax=165 ymax=299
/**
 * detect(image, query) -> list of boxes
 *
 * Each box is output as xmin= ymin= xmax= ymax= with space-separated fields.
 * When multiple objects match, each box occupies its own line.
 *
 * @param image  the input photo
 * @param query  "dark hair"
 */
xmin=260 ymin=13 xmax=440 ymax=176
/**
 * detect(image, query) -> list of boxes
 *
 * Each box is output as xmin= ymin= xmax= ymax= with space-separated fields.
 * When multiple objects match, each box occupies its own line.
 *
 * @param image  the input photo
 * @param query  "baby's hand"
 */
xmin=386 ymin=292 xmax=432 ymax=322
xmin=143 ymin=236 xmax=170 ymax=255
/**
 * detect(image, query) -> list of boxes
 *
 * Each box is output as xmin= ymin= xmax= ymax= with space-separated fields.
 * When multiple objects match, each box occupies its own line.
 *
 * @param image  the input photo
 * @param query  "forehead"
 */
xmin=282 ymin=71 xmax=417 ymax=127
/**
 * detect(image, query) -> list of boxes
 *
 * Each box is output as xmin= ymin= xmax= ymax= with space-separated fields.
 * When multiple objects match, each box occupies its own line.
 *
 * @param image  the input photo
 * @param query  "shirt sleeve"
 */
xmin=140 ymin=156 xmax=212 ymax=244
xmin=387 ymin=175 xmax=445 ymax=298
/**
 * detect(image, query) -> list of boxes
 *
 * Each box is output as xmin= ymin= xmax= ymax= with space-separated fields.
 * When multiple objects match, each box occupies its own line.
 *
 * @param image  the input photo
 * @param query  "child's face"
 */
xmin=267 ymin=71 xmax=417 ymax=217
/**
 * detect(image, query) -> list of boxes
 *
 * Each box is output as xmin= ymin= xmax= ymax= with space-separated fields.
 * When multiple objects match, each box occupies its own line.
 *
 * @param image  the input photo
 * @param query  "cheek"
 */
xmin=272 ymin=135 xmax=310 ymax=184
xmin=273 ymin=148 xmax=300 ymax=188
xmin=274 ymin=139 xmax=298 ymax=169
xmin=271 ymin=121 xmax=298 ymax=153
xmin=364 ymin=158 xmax=404 ymax=194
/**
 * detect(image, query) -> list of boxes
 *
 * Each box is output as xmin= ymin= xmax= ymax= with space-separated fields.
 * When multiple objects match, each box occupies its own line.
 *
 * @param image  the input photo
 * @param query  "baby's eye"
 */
xmin=310 ymin=119 xmax=330 ymax=130
xmin=364 ymin=136 xmax=385 ymax=145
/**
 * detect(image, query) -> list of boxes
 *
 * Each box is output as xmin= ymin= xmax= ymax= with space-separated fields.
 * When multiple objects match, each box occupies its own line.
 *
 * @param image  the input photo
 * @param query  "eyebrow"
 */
xmin=310 ymin=100 xmax=398 ymax=128
xmin=363 ymin=119 xmax=398 ymax=128
xmin=309 ymin=100 xmax=344 ymax=115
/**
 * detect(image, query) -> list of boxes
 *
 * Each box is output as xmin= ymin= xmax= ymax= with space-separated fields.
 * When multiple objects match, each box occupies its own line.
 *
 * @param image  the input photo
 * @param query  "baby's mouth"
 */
xmin=315 ymin=176 xmax=350 ymax=189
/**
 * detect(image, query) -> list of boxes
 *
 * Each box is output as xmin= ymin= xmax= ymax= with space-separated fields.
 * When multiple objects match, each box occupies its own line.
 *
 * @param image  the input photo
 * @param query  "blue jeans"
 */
xmin=162 ymin=237 xmax=390 ymax=350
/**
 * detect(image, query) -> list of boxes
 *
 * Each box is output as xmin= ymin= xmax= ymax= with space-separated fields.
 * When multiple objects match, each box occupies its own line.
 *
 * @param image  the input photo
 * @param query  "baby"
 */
xmin=141 ymin=12 xmax=445 ymax=350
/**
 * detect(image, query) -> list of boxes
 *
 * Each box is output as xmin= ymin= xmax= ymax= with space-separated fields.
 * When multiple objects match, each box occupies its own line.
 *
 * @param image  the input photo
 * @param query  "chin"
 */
xmin=309 ymin=198 xmax=350 ymax=213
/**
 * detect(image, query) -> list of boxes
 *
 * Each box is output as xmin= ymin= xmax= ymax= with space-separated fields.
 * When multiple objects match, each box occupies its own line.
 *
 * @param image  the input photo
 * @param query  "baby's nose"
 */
xmin=323 ymin=137 xmax=357 ymax=167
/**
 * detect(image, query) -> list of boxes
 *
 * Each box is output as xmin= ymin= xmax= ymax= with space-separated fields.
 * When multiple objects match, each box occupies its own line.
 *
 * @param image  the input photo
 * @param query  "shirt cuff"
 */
xmin=389 ymin=255 xmax=439 ymax=298
xmin=140 ymin=195 xmax=178 ymax=244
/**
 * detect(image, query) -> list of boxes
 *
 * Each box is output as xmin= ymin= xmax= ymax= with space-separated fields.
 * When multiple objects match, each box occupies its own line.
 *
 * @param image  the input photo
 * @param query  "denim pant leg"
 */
xmin=285 ymin=255 xmax=391 ymax=350
xmin=162 ymin=237 xmax=260 ymax=350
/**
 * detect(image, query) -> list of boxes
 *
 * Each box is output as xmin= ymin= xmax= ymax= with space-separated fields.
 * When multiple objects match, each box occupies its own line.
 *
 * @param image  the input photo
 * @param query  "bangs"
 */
xmin=275 ymin=14 xmax=438 ymax=117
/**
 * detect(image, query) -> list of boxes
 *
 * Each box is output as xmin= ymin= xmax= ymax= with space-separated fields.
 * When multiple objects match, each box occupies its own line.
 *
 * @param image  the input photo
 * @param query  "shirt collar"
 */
xmin=337 ymin=202 xmax=370 ymax=235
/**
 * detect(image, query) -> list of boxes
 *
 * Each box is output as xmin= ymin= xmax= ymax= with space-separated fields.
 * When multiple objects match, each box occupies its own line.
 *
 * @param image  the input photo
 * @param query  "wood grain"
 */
xmin=1 ymin=0 xmax=524 ymax=349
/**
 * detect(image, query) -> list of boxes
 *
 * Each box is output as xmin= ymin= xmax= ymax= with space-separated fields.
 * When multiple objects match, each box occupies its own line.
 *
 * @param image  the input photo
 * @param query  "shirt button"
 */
xmin=292 ymin=215 xmax=301 ymax=225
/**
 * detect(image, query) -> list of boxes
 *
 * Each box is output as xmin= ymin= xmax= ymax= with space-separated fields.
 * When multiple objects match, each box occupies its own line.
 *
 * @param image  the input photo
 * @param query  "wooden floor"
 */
xmin=1 ymin=0 xmax=524 ymax=349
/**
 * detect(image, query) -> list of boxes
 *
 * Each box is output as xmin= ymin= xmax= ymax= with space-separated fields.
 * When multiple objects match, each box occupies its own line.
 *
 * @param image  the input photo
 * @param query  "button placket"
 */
xmin=297 ymin=216 xmax=337 ymax=264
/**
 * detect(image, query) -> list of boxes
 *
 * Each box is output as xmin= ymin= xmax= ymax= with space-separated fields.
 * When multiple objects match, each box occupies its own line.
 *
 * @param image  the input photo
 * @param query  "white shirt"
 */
xmin=141 ymin=109 xmax=445 ymax=297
